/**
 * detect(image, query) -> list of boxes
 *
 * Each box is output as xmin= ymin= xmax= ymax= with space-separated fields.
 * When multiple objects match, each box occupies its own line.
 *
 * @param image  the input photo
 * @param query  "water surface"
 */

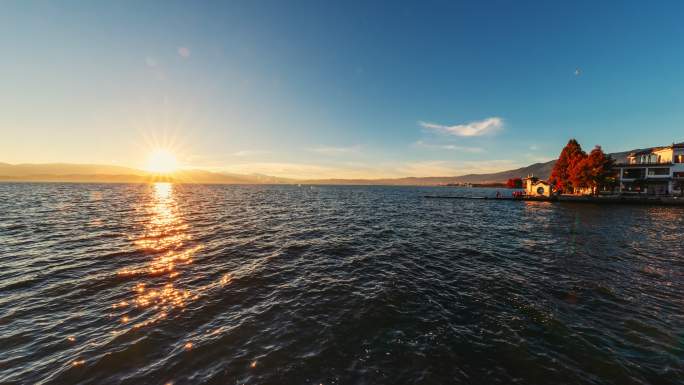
xmin=0 ymin=183 xmax=682 ymax=384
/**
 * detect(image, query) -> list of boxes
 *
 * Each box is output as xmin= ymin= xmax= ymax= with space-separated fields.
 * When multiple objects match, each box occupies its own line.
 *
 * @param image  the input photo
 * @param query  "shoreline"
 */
xmin=424 ymin=194 xmax=684 ymax=206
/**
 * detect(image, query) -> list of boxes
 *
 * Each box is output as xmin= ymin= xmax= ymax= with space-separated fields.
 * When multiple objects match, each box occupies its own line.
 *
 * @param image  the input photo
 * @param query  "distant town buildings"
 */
xmin=615 ymin=143 xmax=684 ymax=195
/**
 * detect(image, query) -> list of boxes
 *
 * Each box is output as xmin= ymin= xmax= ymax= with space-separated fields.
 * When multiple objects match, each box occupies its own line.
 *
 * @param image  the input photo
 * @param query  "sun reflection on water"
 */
xmin=114 ymin=182 xmax=202 ymax=329
xmin=103 ymin=182 xmax=237 ymax=355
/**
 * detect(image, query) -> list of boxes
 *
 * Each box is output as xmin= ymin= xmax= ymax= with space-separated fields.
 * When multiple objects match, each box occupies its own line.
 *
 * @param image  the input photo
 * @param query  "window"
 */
xmin=623 ymin=168 xmax=645 ymax=179
xmin=635 ymin=153 xmax=667 ymax=164
xmin=648 ymin=168 xmax=670 ymax=176
xmin=675 ymin=154 xmax=684 ymax=163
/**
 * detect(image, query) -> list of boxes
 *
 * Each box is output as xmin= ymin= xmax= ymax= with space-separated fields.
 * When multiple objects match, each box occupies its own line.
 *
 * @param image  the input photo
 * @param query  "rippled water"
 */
xmin=1 ymin=183 xmax=682 ymax=385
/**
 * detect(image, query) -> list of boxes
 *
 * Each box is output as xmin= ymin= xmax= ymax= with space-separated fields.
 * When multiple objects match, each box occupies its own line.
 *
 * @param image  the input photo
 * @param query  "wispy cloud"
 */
xmin=395 ymin=160 xmax=519 ymax=177
xmin=308 ymin=145 xmax=361 ymax=155
xmin=233 ymin=150 xmax=271 ymax=157
xmin=219 ymin=159 xmax=521 ymax=179
xmin=413 ymin=140 xmax=483 ymax=153
xmin=419 ymin=117 xmax=504 ymax=137
xmin=524 ymin=153 xmax=555 ymax=163
xmin=220 ymin=162 xmax=354 ymax=179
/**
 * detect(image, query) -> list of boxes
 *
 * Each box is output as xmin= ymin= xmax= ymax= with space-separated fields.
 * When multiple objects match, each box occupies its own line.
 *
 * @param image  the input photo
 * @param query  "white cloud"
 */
xmin=420 ymin=117 xmax=504 ymax=137
xmin=233 ymin=150 xmax=271 ymax=157
xmin=308 ymin=145 xmax=361 ymax=155
xmin=413 ymin=140 xmax=483 ymax=153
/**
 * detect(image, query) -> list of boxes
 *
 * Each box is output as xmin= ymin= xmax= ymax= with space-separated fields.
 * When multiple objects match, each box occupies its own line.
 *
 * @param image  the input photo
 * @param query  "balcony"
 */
xmin=614 ymin=161 xmax=673 ymax=167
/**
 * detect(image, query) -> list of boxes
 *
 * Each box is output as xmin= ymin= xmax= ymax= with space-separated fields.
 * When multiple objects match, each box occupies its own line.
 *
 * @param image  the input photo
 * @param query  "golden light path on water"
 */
xmin=114 ymin=183 xmax=231 ymax=332
xmin=69 ymin=183 xmax=234 ymax=370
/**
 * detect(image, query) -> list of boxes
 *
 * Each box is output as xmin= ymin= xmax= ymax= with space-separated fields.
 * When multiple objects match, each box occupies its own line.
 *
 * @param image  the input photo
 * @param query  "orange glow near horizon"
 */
xmin=145 ymin=149 xmax=179 ymax=174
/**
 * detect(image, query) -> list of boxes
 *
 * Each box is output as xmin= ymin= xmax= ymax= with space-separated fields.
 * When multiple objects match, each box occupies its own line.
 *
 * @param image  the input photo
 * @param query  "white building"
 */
xmin=524 ymin=176 xmax=552 ymax=197
xmin=615 ymin=143 xmax=684 ymax=195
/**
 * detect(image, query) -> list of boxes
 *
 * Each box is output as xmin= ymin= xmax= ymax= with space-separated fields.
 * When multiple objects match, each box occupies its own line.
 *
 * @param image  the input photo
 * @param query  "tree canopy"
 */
xmin=506 ymin=177 xmax=523 ymax=189
xmin=550 ymin=139 xmax=586 ymax=193
xmin=551 ymin=141 xmax=614 ymax=195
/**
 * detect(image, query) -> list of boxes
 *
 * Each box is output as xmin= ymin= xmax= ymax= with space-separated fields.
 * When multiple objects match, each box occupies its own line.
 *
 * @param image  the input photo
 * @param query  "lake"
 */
xmin=0 ymin=183 xmax=682 ymax=384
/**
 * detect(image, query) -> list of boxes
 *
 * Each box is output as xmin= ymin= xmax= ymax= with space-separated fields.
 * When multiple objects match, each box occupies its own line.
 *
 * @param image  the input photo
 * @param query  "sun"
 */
xmin=145 ymin=149 xmax=179 ymax=174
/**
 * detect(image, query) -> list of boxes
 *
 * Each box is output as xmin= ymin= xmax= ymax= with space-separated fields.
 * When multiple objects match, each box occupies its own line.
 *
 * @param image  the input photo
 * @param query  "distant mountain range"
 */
xmin=300 ymin=161 xmax=557 ymax=186
xmin=0 ymin=148 xmax=640 ymax=186
xmin=0 ymin=163 xmax=295 ymax=184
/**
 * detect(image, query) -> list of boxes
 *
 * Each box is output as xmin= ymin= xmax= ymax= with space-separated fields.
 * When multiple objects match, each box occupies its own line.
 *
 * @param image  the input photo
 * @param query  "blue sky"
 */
xmin=1 ymin=0 xmax=683 ymax=178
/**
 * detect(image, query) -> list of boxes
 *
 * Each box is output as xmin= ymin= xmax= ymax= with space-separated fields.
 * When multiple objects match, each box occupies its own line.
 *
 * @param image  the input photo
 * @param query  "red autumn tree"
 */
xmin=569 ymin=157 xmax=592 ymax=193
xmin=550 ymin=139 xmax=586 ymax=193
xmin=506 ymin=177 xmax=523 ymax=188
xmin=586 ymin=146 xmax=615 ymax=194
xmin=569 ymin=145 xmax=614 ymax=195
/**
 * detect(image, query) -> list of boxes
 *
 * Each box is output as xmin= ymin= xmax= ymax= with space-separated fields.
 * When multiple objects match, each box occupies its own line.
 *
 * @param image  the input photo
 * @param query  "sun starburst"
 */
xmin=145 ymin=149 xmax=179 ymax=174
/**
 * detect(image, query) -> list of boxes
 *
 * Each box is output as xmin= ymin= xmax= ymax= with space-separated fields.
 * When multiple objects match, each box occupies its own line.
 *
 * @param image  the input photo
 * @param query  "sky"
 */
xmin=1 ymin=0 xmax=683 ymax=179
